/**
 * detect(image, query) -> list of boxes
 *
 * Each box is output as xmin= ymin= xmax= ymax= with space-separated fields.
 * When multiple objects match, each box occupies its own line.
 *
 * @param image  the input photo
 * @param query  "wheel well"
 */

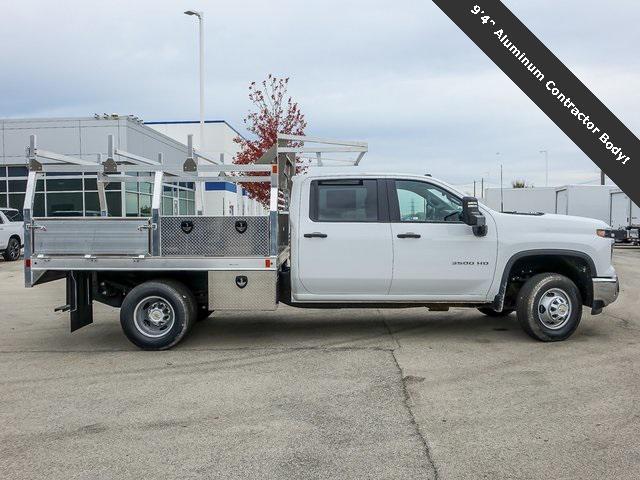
xmin=501 ymin=254 xmax=593 ymax=309
xmin=9 ymin=234 xmax=21 ymax=243
xmin=93 ymin=271 xmax=208 ymax=309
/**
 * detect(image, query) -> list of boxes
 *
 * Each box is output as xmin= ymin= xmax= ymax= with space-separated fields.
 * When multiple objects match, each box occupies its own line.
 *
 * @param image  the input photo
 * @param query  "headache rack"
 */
xmin=21 ymin=133 xmax=368 ymax=287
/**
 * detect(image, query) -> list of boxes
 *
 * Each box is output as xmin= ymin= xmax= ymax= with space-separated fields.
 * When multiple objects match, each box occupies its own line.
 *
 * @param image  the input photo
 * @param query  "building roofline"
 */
xmin=0 ymin=116 xmax=245 ymax=140
xmin=144 ymin=119 xmax=245 ymax=139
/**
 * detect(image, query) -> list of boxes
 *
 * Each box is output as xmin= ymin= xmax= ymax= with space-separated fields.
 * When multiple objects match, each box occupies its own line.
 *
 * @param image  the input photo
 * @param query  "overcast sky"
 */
xmin=1 ymin=0 xmax=638 ymax=190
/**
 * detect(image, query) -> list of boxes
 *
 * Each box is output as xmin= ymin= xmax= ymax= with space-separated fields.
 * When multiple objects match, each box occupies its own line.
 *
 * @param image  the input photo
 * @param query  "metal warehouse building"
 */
xmin=0 ymin=116 xmax=266 ymax=217
xmin=484 ymin=184 xmax=618 ymax=225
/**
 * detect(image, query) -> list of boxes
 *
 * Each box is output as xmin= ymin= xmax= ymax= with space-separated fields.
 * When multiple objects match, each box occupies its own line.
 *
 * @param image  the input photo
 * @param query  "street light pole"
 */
xmin=185 ymin=10 xmax=205 ymax=215
xmin=500 ymin=163 xmax=504 ymax=212
xmin=496 ymin=152 xmax=504 ymax=212
xmin=540 ymin=150 xmax=549 ymax=187
xmin=184 ymin=10 xmax=205 ymax=148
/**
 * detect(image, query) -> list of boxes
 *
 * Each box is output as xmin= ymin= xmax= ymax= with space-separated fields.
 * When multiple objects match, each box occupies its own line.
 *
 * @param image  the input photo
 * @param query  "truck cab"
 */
xmin=290 ymin=172 xmax=496 ymax=303
xmin=285 ymin=169 xmax=619 ymax=341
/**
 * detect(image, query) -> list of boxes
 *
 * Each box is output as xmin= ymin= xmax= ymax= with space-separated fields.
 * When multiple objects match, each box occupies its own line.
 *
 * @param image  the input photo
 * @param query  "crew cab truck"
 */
xmin=0 ymin=208 xmax=23 ymax=261
xmin=22 ymin=134 xmax=620 ymax=349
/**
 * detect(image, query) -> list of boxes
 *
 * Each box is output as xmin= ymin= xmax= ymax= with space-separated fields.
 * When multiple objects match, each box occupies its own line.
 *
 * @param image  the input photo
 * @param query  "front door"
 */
xmin=389 ymin=179 xmax=497 ymax=300
xmin=296 ymin=178 xmax=393 ymax=298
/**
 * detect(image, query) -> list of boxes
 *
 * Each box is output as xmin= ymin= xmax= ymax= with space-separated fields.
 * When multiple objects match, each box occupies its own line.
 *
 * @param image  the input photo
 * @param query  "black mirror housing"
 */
xmin=461 ymin=197 xmax=487 ymax=237
xmin=461 ymin=197 xmax=484 ymax=226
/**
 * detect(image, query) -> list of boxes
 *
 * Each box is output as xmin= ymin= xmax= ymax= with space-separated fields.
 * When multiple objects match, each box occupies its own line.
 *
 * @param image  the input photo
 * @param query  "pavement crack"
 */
xmin=602 ymin=312 xmax=638 ymax=331
xmin=389 ymin=349 xmax=440 ymax=480
xmin=379 ymin=309 xmax=402 ymax=349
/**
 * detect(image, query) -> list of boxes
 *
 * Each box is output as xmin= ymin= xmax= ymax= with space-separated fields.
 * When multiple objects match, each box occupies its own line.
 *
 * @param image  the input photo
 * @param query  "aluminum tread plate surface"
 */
xmin=161 ymin=216 xmax=269 ymax=257
xmin=208 ymin=270 xmax=277 ymax=310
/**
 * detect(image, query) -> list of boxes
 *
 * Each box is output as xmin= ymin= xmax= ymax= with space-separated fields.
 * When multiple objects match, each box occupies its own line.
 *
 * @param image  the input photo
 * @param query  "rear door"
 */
xmin=610 ymin=192 xmax=630 ymax=228
xmin=389 ymin=179 xmax=497 ymax=299
xmin=632 ymin=200 xmax=639 ymax=227
xmin=296 ymin=178 xmax=393 ymax=298
xmin=556 ymin=189 xmax=568 ymax=215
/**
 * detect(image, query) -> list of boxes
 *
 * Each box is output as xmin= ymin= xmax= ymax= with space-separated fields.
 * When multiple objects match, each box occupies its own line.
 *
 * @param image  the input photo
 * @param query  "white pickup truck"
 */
xmin=22 ymin=134 xmax=619 ymax=349
xmin=0 ymin=208 xmax=23 ymax=261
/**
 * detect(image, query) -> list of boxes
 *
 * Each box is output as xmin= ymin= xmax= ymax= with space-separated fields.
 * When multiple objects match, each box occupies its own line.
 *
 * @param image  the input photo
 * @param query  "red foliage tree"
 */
xmin=233 ymin=75 xmax=307 ymax=205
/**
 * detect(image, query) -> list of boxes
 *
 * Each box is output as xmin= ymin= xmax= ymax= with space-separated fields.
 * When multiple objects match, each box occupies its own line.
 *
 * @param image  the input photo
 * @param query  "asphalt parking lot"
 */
xmin=1 ymin=250 xmax=639 ymax=480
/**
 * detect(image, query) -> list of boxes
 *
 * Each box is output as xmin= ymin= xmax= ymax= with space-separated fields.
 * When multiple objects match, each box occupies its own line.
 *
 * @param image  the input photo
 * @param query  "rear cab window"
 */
xmin=309 ymin=179 xmax=387 ymax=222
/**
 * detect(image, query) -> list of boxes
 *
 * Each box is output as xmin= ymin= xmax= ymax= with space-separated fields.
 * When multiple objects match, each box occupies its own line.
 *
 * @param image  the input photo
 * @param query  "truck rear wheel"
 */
xmin=516 ymin=273 xmax=582 ymax=342
xmin=120 ymin=280 xmax=196 ymax=350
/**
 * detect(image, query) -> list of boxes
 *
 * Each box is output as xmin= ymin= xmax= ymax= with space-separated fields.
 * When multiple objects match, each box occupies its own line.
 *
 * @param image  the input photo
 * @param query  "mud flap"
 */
xmin=67 ymin=271 xmax=94 ymax=332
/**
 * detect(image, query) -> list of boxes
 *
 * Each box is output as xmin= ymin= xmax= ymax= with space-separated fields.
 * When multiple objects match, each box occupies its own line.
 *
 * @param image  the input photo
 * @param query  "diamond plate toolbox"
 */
xmin=208 ymin=270 xmax=277 ymax=310
xmin=160 ymin=216 xmax=270 ymax=257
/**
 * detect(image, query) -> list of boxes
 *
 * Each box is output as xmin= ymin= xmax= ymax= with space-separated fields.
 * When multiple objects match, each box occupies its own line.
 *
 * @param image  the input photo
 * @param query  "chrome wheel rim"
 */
xmin=133 ymin=296 xmax=175 ymax=338
xmin=537 ymin=288 xmax=572 ymax=330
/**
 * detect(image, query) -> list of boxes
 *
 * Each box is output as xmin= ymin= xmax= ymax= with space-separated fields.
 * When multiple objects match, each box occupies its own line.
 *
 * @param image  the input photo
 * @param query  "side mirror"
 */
xmin=461 ymin=197 xmax=487 ymax=237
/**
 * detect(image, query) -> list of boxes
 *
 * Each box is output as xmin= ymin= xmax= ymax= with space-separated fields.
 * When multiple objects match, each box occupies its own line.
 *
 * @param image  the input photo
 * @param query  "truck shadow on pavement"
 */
xmin=180 ymin=308 xmax=606 ymax=350
xmin=7 ymin=305 xmax=610 ymax=352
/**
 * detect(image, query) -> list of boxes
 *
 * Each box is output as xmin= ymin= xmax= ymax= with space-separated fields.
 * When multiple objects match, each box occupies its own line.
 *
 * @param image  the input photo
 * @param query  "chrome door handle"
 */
xmin=304 ymin=232 xmax=328 ymax=238
xmin=397 ymin=232 xmax=421 ymax=239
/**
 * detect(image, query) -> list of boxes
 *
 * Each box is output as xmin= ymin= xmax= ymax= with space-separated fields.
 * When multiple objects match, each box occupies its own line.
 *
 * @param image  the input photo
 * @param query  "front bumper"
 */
xmin=592 ymin=277 xmax=619 ymax=312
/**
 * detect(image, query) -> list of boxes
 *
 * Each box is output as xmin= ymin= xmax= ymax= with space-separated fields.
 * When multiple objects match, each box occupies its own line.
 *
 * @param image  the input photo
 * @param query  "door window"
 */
xmin=310 ymin=179 xmax=379 ymax=222
xmin=394 ymin=180 xmax=462 ymax=223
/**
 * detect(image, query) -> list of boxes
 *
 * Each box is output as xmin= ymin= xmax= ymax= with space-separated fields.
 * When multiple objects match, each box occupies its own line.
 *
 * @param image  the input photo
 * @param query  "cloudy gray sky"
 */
xmin=1 ymin=0 xmax=638 ymax=190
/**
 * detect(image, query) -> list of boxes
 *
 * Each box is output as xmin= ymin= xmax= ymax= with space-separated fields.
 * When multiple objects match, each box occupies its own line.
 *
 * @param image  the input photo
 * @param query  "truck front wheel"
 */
xmin=516 ymin=273 xmax=582 ymax=342
xmin=120 ymin=280 xmax=196 ymax=350
xmin=3 ymin=237 xmax=21 ymax=261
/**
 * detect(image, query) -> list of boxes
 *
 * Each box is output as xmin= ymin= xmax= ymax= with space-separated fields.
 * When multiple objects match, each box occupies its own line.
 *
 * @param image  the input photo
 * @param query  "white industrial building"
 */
xmin=0 ymin=116 xmax=267 ymax=217
xmin=484 ymin=185 xmax=618 ymax=225
xmin=145 ymin=120 xmax=267 ymax=217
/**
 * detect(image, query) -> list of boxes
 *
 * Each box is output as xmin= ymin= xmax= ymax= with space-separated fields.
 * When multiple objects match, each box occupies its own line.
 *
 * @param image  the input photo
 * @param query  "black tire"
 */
xmin=516 ymin=273 xmax=582 ymax=342
xmin=3 ymin=237 xmax=21 ymax=261
xmin=478 ymin=307 xmax=514 ymax=317
xmin=120 ymin=280 xmax=196 ymax=350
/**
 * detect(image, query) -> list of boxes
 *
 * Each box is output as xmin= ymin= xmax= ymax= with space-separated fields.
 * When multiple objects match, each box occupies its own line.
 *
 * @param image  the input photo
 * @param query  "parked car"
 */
xmin=0 ymin=208 xmax=23 ymax=261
